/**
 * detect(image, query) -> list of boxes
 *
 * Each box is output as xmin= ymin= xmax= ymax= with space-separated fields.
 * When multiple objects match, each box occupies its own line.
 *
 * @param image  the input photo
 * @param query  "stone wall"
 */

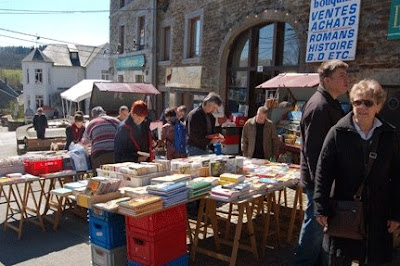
xmin=156 ymin=0 xmax=399 ymax=93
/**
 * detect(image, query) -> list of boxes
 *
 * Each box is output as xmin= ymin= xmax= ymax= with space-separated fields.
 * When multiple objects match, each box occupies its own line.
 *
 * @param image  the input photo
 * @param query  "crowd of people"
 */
xmin=28 ymin=59 xmax=400 ymax=265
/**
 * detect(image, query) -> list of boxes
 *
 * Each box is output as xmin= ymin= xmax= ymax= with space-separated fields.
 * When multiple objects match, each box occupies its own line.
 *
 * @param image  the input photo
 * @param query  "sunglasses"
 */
xmin=351 ymin=99 xmax=374 ymax=107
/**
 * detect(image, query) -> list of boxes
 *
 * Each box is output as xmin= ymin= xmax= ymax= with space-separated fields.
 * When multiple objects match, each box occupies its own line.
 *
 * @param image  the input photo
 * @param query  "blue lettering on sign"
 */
xmin=115 ymin=55 xmax=145 ymax=70
xmin=307 ymin=0 xmax=359 ymax=62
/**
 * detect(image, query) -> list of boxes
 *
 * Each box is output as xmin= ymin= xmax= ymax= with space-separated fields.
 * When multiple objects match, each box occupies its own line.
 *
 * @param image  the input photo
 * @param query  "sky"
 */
xmin=0 ymin=0 xmax=109 ymax=47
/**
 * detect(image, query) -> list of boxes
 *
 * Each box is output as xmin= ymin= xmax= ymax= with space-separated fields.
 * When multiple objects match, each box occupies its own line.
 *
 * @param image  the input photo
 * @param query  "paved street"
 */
xmin=0 ymin=127 xmax=18 ymax=159
xmin=0 ymin=127 xmax=398 ymax=266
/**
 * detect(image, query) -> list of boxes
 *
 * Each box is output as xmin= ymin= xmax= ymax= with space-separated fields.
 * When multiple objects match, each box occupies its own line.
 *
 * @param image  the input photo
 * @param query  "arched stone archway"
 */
xmin=216 ymin=9 xmax=307 ymax=115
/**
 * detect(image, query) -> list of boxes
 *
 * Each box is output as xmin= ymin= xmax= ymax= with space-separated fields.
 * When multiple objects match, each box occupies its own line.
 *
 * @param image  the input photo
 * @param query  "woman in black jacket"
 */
xmin=114 ymin=100 xmax=153 ymax=163
xmin=314 ymin=79 xmax=400 ymax=265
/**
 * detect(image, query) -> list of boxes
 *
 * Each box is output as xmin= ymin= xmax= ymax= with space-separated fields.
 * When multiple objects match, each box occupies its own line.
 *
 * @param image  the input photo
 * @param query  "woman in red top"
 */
xmin=65 ymin=112 xmax=85 ymax=150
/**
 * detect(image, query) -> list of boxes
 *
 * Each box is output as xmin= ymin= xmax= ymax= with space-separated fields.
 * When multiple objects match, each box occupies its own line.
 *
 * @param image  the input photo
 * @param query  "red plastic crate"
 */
xmin=125 ymin=204 xmax=186 ymax=236
xmin=223 ymin=135 xmax=240 ymax=145
xmin=24 ymin=158 xmax=63 ymax=176
xmin=126 ymin=226 xmax=187 ymax=266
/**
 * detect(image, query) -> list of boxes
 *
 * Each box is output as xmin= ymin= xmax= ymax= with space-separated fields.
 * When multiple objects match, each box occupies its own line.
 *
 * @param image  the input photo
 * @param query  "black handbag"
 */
xmin=325 ymin=133 xmax=380 ymax=240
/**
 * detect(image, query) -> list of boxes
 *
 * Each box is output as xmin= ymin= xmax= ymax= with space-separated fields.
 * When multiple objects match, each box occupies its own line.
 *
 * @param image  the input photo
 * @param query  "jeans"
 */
xmin=187 ymin=145 xmax=210 ymax=156
xmin=294 ymin=186 xmax=326 ymax=266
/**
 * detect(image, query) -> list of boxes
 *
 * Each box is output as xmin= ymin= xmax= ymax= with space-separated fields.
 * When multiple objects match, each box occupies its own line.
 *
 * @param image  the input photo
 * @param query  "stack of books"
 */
xmin=150 ymin=174 xmax=191 ymax=184
xmin=191 ymin=177 xmax=220 ymax=187
xmin=219 ymin=173 xmax=245 ymax=184
xmin=147 ymin=182 xmax=188 ymax=207
xmin=119 ymin=186 xmax=150 ymax=197
xmin=210 ymin=186 xmax=241 ymax=202
xmin=93 ymin=197 xmax=131 ymax=212
xmin=118 ymin=194 xmax=163 ymax=216
xmin=86 ymin=177 xmax=121 ymax=195
xmin=187 ymin=181 xmax=212 ymax=198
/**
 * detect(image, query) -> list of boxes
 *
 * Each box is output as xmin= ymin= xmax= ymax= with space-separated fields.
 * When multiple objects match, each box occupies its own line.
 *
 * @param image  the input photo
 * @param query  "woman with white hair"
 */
xmin=314 ymin=79 xmax=400 ymax=265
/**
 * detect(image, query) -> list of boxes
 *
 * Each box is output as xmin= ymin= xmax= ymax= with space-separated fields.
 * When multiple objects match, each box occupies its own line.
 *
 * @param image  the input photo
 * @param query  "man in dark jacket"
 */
xmin=33 ymin=107 xmax=48 ymax=139
xmin=186 ymin=92 xmax=224 ymax=156
xmin=294 ymin=60 xmax=349 ymax=266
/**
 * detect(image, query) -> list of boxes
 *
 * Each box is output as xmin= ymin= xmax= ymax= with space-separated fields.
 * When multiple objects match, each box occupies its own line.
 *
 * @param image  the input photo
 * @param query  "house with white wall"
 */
xmin=22 ymin=43 xmax=110 ymax=116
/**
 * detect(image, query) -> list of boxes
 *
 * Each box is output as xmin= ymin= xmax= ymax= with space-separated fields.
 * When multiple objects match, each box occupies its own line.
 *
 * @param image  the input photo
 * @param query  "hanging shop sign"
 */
xmin=388 ymin=0 xmax=400 ymax=40
xmin=165 ymin=66 xmax=202 ymax=89
xmin=115 ymin=55 xmax=145 ymax=70
xmin=306 ymin=0 xmax=361 ymax=62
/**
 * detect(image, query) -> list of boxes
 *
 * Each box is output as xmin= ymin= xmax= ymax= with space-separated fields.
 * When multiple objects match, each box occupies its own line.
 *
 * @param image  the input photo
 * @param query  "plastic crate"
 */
xmin=222 ymin=144 xmax=239 ymax=155
xmin=125 ymin=204 xmax=186 ymax=236
xmin=223 ymin=135 xmax=240 ymax=145
xmin=221 ymin=127 xmax=241 ymax=136
xmin=126 ymin=226 xmax=186 ymax=266
xmin=89 ymin=215 xmax=126 ymax=249
xmin=24 ymin=158 xmax=63 ymax=176
xmin=90 ymin=207 xmax=124 ymax=223
xmin=128 ymin=253 xmax=188 ymax=266
xmin=91 ymin=243 xmax=127 ymax=266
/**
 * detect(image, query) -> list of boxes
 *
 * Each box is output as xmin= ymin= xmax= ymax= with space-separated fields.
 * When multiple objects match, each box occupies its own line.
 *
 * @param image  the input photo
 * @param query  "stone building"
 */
xmin=109 ymin=0 xmax=400 ymax=126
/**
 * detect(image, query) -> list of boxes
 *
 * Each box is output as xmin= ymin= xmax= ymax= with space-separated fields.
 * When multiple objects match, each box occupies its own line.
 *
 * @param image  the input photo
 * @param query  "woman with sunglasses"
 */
xmin=314 ymin=79 xmax=400 ymax=265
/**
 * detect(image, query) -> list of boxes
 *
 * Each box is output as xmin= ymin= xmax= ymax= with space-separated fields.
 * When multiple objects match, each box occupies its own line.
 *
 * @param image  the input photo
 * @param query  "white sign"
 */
xmin=165 ymin=66 xmax=202 ymax=89
xmin=306 ymin=0 xmax=361 ymax=62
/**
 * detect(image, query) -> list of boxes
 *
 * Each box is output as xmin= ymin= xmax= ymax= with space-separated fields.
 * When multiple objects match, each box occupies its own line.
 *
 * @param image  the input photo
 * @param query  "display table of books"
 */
xmin=73 ymin=155 xmax=301 ymax=266
xmin=0 ymin=173 xmax=45 ymax=239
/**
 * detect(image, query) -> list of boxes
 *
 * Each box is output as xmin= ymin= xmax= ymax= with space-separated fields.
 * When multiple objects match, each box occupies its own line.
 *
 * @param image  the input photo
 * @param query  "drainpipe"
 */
xmin=152 ymin=0 xmax=158 ymax=112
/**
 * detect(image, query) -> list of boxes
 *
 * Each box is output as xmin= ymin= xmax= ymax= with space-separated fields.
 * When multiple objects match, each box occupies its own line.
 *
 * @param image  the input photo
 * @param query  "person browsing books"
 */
xmin=241 ymin=105 xmax=281 ymax=160
xmin=186 ymin=92 xmax=224 ymax=156
xmin=114 ymin=100 xmax=154 ymax=163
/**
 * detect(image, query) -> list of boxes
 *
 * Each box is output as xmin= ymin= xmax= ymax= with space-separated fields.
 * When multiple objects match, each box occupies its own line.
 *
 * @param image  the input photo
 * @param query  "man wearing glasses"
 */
xmin=294 ymin=59 xmax=349 ymax=266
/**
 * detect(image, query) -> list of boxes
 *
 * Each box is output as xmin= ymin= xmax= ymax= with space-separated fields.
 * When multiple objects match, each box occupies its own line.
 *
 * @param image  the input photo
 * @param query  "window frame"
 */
xmin=35 ymin=95 xmax=44 ymax=108
xmin=183 ymin=9 xmax=203 ymax=63
xmin=137 ymin=16 xmax=146 ymax=51
xmin=159 ymin=22 xmax=172 ymax=62
xmin=119 ymin=25 xmax=125 ymax=54
xmin=35 ymin=68 xmax=43 ymax=84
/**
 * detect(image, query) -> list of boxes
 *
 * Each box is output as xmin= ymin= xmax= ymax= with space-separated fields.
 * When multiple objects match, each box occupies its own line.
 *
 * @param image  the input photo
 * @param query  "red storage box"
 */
xmin=230 ymin=115 xmax=248 ymax=127
xmin=125 ymin=204 xmax=186 ymax=236
xmin=24 ymin=158 xmax=63 ymax=176
xmin=223 ymin=135 xmax=240 ymax=145
xmin=126 ymin=226 xmax=186 ymax=266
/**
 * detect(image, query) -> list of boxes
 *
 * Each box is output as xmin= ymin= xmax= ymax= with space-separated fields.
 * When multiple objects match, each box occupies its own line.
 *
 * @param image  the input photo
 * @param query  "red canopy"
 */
xmin=256 ymin=73 xmax=319 ymax=89
xmin=94 ymin=82 xmax=160 ymax=95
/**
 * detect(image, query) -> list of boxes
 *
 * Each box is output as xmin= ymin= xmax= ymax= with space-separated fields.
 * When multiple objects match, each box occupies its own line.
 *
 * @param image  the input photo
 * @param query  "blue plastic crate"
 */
xmin=89 ymin=207 xmax=124 ymax=223
xmin=89 ymin=215 xmax=126 ymax=249
xmin=127 ymin=253 xmax=188 ymax=266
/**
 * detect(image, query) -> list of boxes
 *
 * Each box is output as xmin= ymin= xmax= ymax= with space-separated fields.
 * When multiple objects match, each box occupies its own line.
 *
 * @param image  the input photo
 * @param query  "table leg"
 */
xmin=287 ymin=185 xmax=302 ymax=243
xmin=262 ymin=193 xmax=273 ymax=257
xmin=224 ymin=203 xmax=233 ymax=240
xmin=42 ymin=178 xmax=56 ymax=216
xmin=25 ymin=182 xmax=46 ymax=232
xmin=245 ymin=202 xmax=259 ymax=260
xmin=206 ymin=199 xmax=220 ymax=250
xmin=229 ymin=202 xmax=244 ymax=266
xmin=191 ymin=198 xmax=206 ymax=262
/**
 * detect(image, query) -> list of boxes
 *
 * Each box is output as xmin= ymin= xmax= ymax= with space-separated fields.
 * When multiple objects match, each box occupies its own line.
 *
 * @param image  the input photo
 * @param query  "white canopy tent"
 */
xmin=60 ymin=79 xmax=111 ymax=116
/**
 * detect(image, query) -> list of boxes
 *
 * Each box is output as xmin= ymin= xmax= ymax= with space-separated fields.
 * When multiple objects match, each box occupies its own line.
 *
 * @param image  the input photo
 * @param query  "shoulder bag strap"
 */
xmin=354 ymin=131 xmax=381 ymax=200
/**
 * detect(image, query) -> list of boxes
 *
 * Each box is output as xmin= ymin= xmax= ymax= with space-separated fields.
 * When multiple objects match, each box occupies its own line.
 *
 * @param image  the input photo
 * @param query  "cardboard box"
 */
xmin=77 ymin=192 xmax=122 ymax=209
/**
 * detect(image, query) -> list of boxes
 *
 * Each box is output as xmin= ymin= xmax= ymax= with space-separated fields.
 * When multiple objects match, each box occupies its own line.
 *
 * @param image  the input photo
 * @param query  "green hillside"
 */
xmin=0 ymin=68 xmax=23 ymax=91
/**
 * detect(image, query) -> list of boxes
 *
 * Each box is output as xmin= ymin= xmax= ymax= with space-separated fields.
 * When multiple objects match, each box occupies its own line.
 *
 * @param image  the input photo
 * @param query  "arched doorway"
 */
xmin=226 ymin=22 xmax=300 ymax=117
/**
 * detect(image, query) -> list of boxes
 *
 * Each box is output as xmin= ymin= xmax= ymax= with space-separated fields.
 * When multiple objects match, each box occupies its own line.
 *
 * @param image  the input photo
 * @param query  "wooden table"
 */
xmin=191 ymin=195 xmax=260 ymax=266
xmin=0 ymin=177 xmax=45 ymax=239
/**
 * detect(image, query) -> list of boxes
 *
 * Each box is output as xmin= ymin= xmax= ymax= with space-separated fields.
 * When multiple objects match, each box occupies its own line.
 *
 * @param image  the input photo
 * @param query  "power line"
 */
xmin=0 ymin=33 xmax=110 ymax=61
xmin=0 ymin=7 xmax=160 ymax=15
xmin=0 ymin=27 xmax=111 ymax=55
